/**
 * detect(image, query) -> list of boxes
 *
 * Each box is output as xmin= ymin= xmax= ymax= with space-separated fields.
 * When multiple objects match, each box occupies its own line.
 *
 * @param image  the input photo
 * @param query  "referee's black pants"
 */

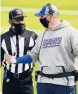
xmin=2 ymin=71 xmax=34 ymax=94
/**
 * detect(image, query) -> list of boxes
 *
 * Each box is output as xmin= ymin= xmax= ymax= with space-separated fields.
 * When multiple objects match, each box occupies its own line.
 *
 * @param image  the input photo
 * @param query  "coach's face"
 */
xmin=9 ymin=16 xmax=26 ymax=35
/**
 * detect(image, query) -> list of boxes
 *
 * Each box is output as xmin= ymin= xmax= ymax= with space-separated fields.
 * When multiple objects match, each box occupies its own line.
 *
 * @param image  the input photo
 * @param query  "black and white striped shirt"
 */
xmin=1 ymin=28 xmax=37 ymax=73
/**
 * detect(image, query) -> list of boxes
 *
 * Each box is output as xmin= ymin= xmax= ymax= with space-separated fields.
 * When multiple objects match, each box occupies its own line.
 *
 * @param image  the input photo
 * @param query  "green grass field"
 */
xmin=0 ymin=0 xmax=78 ymax=93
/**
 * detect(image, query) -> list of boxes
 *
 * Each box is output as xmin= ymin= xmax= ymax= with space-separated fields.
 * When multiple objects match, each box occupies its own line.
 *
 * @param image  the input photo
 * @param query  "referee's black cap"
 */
xmin=9 ymin=8 xmax=26 ymax=20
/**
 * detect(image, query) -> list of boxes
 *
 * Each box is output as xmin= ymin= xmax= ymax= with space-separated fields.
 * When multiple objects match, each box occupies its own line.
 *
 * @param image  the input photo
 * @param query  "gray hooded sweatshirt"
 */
xmin=29 ymin=20 xmax=78 ymax=86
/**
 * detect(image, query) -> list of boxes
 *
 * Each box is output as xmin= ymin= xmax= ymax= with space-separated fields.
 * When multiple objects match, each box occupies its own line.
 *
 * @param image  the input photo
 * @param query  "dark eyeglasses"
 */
xmin=14 ymin=17 xmax=24 ymax=21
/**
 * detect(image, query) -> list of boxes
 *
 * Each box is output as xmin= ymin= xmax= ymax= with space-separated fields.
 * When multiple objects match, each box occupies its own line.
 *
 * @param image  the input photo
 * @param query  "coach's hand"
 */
xmin=4 ymin=54 xmax=16 ymax=64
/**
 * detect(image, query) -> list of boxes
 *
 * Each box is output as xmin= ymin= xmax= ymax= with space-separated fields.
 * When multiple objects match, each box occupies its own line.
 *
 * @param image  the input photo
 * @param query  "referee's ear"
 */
xmin=8 ymin=20 xmax=12 ymax=25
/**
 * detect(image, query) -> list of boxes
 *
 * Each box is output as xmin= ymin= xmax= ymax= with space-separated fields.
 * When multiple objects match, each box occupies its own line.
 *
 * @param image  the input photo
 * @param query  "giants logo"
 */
xmin=16 ymin=9 xmax=22 ymax=14
xmin=42 ymin=37 xmax=62 ymax=48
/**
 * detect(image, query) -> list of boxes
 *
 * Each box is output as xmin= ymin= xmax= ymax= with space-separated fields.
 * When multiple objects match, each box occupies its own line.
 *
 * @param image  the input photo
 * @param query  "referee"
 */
xmin=1 ymin=8 xmax=37 ymax=94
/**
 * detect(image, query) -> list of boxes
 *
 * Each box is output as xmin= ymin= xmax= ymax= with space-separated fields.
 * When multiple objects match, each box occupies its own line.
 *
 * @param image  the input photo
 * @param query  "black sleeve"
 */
xmin=1 ymin=34 xmax=5 ymax=63
xmin=1 ymin=31 xmax=9 ymax=65
xmin=32 ymin=32 xmax=38 ymax=41
xmin=34 ymin=33 xmax=38 ymax=40
xmin=31 ymin=33 xmax=38 ymax=47
xmin=1 ymin=47 xmax=5 ymax=62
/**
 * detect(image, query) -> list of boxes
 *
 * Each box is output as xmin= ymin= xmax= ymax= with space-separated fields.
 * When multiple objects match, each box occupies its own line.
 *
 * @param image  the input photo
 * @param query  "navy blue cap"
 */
xmin=9 ymin=8 xmax=26 ymax=20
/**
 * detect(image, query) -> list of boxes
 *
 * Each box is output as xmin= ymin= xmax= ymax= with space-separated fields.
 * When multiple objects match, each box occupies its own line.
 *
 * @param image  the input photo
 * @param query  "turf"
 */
xmin=1 ymin=0 xmax=78 ymax=10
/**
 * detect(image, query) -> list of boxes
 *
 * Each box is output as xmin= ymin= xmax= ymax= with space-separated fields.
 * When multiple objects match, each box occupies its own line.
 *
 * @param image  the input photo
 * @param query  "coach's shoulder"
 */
xmin=69 ymin=26 xmax=78 ymax=32
xmin=68 ymin=26 xmax=78 ymax=39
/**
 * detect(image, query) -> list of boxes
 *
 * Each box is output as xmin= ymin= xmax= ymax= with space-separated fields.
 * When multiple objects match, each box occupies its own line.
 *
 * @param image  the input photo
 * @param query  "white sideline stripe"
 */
xmin=0 ymin=6 xmax=78 ymax=15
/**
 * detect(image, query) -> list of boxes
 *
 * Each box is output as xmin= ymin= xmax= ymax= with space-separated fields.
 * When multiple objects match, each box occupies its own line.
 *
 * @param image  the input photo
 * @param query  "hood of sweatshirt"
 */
xmin=48 ymin=20 xmax=71 ymax=31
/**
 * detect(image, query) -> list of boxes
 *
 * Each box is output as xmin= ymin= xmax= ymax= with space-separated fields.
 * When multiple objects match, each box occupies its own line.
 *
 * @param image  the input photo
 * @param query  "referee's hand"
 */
xmin=4 ymin=54 xmax=16 ymax=64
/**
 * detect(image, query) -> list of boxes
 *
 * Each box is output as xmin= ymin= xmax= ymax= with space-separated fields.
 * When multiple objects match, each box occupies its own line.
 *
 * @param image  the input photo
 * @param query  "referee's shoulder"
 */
xmin=25 ymin=29 xmax=38 ymax=39
xmin=1 ymin=30 xmax=10 ymax=40
xmin=26 ymin=29 xmax=37 ymax=35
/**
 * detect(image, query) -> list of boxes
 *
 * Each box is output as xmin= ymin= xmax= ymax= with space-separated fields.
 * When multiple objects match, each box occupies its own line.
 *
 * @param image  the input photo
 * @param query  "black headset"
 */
xmin=47 ymin=3 xmax=54 ymax=14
